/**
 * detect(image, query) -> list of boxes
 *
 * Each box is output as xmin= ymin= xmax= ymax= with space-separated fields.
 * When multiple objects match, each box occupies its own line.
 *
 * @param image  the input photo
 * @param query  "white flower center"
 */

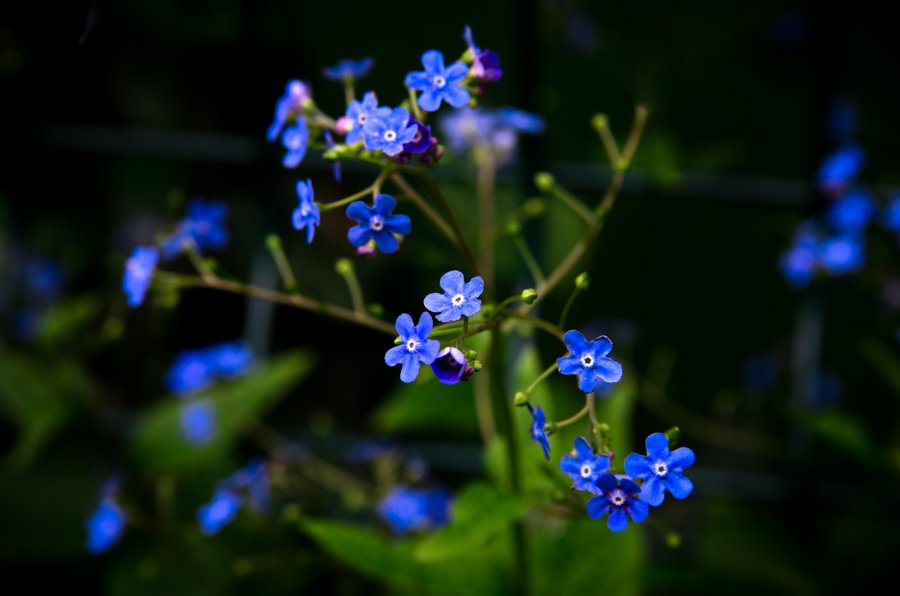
xmin=610 ymin=489 xmax=625 ymax=506
xmin=300 ymin=205 xmax=310 ymax=216
xmin=581 ymin=355 xmax=594 ymax=367
xmin=412 ymin=130 xmax=422 ymax=143
xmin=406 ymin=338 xmax=419 ymax=352
xmin=433 ymin=75 xmax=446 ymax=89
xmin=653 ymin=460 xmax=668 ymax=477
xmin=384 ymin=130 xmax=397 ymax=142
xmin=451 ymin=293 xmax=465 ymax=306
xmin=357 ymin=113 xmax=368 ymax=125
xmin=370 ymin=215 xmax=384 ymax=231
xmin=580 ymin=463 xmax=593 ymax=478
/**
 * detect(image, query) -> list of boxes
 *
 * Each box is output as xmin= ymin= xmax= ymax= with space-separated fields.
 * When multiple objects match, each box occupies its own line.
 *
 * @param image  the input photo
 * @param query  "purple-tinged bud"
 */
xmin=402 ymin=120 xmax=432 ymax=154
xmin=431 ymin=347 xmax=469 ymax=384
xmin=356 ymin=241 xmax=377 ymax=258
xmin=471 ymin=50 xmax=502 ymax=82
xmin=336 ymin=116 xmax=353 ymax=136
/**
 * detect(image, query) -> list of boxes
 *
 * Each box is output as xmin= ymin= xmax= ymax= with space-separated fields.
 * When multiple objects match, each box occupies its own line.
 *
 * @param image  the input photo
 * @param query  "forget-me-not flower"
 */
xmin=624 ymin=432 xmax=695 ymax=507
xmin=779 ymin=224 xmax=819 ymax=287
xmin=463 ymin=25 xmax=503 ymax=83
xmin=267 ymin=80 xmax=311 ymax=143
xmin=342 ymin=91 xmax=381 ymax=145
xmin=197 ymin=488 xmax=242 ymax=535
xmin=363 ymin=106 xmax=417 ymax=156
xmin=385 ymin=312 xmax=440 ymax=383
xmin=208 ymin=340 xmax=255 ymax=377
xmin=883 ymin=193 xmax=900 ymax=232
xmin=293 ymin=179 xmax=320 ymax=244
xmin=197 ymin=459 xmax=269 ymax=535
xmin=282 ymin=118 xmax=310 ymax=168
xmin=817 ymin=144 xmax=864 ymax=193
xmin=423 ymin=270 xmax=484 ymax=322
xmin=377 ymin=485 xmax=452 ymax=535
xmin=346 ymin=194 xmax=411 ymax=254
xmin=162 ymin=198 xmax=230 ymax=259
xmin=323 ymin=57 xmax=374 ymax=81
xmin=165 ymin=348 xmax=215 ymax=395
xmin=405 ymin=50 xmax=471 ymax=112
xmin=819 ymin=236 xmax=865 ymax=275
xmin=586 ymin=474 xmax=649 ymax=532
xmin=560 ymin=437 xmax=611 ymax=494
xmin=86 ymin=496 xmax=126 ymax=553
xmin=180 ymin=399 xmax=217 ymax=445
xmin=826 ymin=189 xmax=875 ymax=233
xmin=528 ymin=404 xmax=550 ymax=460
xmin=122 ymin=246 xmax=158 ymax=308
xmin=556 ymin=331 xmax=623 ymax=393
xmin=430 ymin=346 xmax=471 ymax=384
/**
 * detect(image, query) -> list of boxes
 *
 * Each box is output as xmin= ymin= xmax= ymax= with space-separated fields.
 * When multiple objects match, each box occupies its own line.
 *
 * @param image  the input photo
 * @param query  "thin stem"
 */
xmin=554 ymin=397 xmax=591 ymax=429
xmin=473 ymin=372 xmax=497 ymax=445
xmin=595 ymin=123 xmax=622 ymax=165
xmin=319 ymin=184 xmax=376 ymax=212
xmin=558 ymin=285 xmax=583 ymax=329
xmin=549 ymin=185 xmax=595 ymax=224
xmin=184 ymin=242 xmax=216 ymax=282
xmin=503 ymin=312 xmax=565 ymax=339
xmin=343 ymin=78 xmax=355 ymax=105
xmin=513 ymin=236 xmax=546 ymax=286
xmin=390 ymin=173 xmax=458 ymax=245
xmin=266 ymin=235 xmax=298 ymax=291
xmin=477 ymin=159 xmax=497 ymax=290
xmin=522 ymin=362 xmax=558 ymax=397
xmin=407 ymin=87 xmax=423 ymax=122
xmin=372 ymin=167 xmax=392 ymax=197
xmin=336 ymin=259 xmax=365 ymax=314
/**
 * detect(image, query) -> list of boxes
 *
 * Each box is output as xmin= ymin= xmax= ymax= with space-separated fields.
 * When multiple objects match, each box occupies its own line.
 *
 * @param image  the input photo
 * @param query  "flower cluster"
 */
xmin=197 ymin=458 xmax=270 ymax=535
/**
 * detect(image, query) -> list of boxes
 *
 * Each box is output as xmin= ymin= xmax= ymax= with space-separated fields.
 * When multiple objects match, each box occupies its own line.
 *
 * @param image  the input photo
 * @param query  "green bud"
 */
xmin=471 ymin=360 xmax=483 ymax=371
xmin=523 ymin=198 xmax=545 ymax=217
xmin=265 ymin=233 xmax=282 ymax=252
xmin=514 ymin=391 xmax=530 ymax=406
xmin=505 ymin=220 xmax=522 ymax=236
xmin=520 ymin=288 xmax=537 ymax=304
xmin=335 ymin=258 xmax=354 ymax=276
xmin=544 ymin=421 xmax=558 ymax=435
xmin=323 ymin=148 xmax=340 ymax=160
xmin=465 ymin=349 xmax=478 ymax=360
xmin=664 ymin=426 xmax=681 ymax=447
xmin=394 ymin=336 xmax=402 ymax=345
xmin=666 ymin=532 xmax=682 ymax=549
xmin=534 ymin=172 xmax=555 ymax=192
xmin=591 ymin=113 xmax=609 ymax=130
xmin=596 ymin=422 xmax=611 ymax=433
xmin=615 ymin=158 xmax=630 ymax=173
xmin=575 ymin=272 xmax=591 ymax=290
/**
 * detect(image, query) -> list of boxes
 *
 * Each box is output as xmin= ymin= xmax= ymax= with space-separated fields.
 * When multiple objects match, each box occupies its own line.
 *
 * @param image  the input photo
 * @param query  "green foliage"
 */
xmin=372 ymin=375 xmax=479 ymax=437
xmin=34 ymin=296 xmax=104 ymax=352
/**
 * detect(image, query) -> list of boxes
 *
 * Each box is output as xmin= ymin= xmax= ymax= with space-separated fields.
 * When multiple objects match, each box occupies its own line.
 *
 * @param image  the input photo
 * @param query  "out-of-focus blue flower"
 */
xmin=377 ymin=485 xmax=451 ymax=534
xmin=346 ymin=194 xmax=411 ymax=254
xmin=826 ymin=190 xmax=875 ymax=233
xmin=742 ymin=352 xmax=781 ymax=394
xmin=122 ymin=246 xmax=159 ymax=308
xmin=430 ymin=346 xmax=472 ymax=384
xmin=819 ymin=236 xmax=865 ymax=275
xmin=779 ymin=224 xmax=819 ymax=288
xmin=363 ymin=107 xmax=417 ymax=156
xmin=528 ymin=404 xmax=550 ymax=460
xmin=496 ymin=107 xmax=545 ymax=135
xmin=267 ymin=80 xmax=311 ymax=143
xmin=817 ymin=145 xmax=864 ymax=194
xmin=323 ymin=57 xmax=374 ymax=81
xmin=86 ymin=496 xmax=127 ymax=553
xmin=586 ymin=474 xmax=649 ymax=532
xmin=423 ymin=270 xmax=484 ymax=323
xmin=231 ymin=458 xmax=270 ymax=513
xmin=342 ymin=91 xmax=382 ymax=145
xmin=323 ymin=129 xmax=342 ymax=182
xmin=405 ymin=50 xmax=470 ymax=112
xmin=557 ymin=331 xmax=623 ymax=394
xmin=385 ymin=312 xmax=441 ymax=383
xmin=180 ymin=399 xmax=217 ymax=445
xmin=197 ymin=459 xmax=269 ymax=535
xmin=402 ymin=120 xmax=432 ymax=154
xmin=197 ymin=488 xmax=242 ymax=536
xmin=208 ymin=341 xmax=255 ymax=377
xmin=883 ymin=192 xmax=900 ymax=232
xmin=439 ymin=107 xmax=544 ymax=165
xmin=282 ymin=118 xmax=310 ymax=169
xmin=624 ymin=433 xmax=695 ymax=507
xmin=560 ymin=437 xmax=610 ymax=494
xmin=292 ymin=179 xmax=320 ymax=244
xmin=162 ymin=199 xmax=230 ymax=259
xmin=23 ymin=258 xmax=65 ymax=302
xmin=165 ymin=349 xmax=214 ymax=395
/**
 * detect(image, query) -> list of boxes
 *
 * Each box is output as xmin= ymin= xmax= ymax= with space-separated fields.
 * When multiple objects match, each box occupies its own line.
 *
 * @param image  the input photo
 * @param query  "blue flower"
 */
xmin=323 ymin=129 xmax=342 ymax=182
xmin=197 ymin=488 xmax=242 ymax=536
xmin=122 ymin=246 xmax=158 ymax=308
xmin=346 ymin=194 xmax=412 ymax=254
xmin=385 ymin=312 xmax=441 ymax=383
xmin=282 ymin=118 xmax=310 ymax=168
xmin=342 ymin=91 xmax=382 ymax=145
xmin=556 ymin=331 xmax=623 ymax=393
xmin=431 ymin=346 xmax=472 ymax=384
xmin=323 ymin=57 xmax=374 ymax=81
xmin=528 ymin=404 xmax=550 ymax=460
xmin=293 ymin=179 xmax=320 ymax=244
xmin=363 ymin=106 xmax=417 ymax=156
xmin=267 ymin=80 xmax=311 ymax=143
xmin=180 ymin=399 xmax=217 ymax=445
xmin=208 ymin=341 xmax=255 ymax=377
xmin=405 ymin=50 xmax=471 ymax=112
xmin=884 ymin=193 xmax=900 ymax=232
xmin=819 ymin=236 xmax=865 ymax=275
xmin=23 ymin=258 xmax=65 ymax=302
xmin=560 ymin=437 xmax=611 ymax=494
xmin=496 ymin=108 xmax=545 ymax=135
xmin=826 ymin=190 xmax=875 ymax=233
xmin=817 ymin=144 xmax=864 ymax=194
xmin=197 ymin=459 xmax=269 ymax=535
xmin=423 ymin=270 xmax=484 ymax=323
xmin=402 ymin=119 xmax=432 ymax=154
xmin=439 ymin=107 xmax=543 ymax=166
xmin=377 ymin=485 xmax=451 ymax=535
xmin=586 ymin=474 xmax=649 ymax=532
xmin=231 ymin=458 xmax=271 ymax=513
xmin=165 ymin=348 xmax=214 ymax=395
xmin=86 ymin=496 xmax=126 ymax=553
xmin=463 ymin=26 xmax=503 ymax=83
xmin=624 ymin=433 xmax=695 ymax=507
xmin=162 ymin=199 xmax=230 ymax=258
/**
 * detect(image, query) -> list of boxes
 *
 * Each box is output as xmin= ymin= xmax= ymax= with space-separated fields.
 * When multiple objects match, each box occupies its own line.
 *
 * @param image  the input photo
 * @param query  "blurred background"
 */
xmin=2 ymin=0 xmax=900 ymax=594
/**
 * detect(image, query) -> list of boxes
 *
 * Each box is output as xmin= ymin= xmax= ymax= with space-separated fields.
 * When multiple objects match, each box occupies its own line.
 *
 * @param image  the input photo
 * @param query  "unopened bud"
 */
xmin=520 ymin=288 xmax=537 ymax=304
xmin=575 ymin=272 xmax=591 ymax=290
xmin=591 ymin=113 xmax=609 ymax=130
xmin=505 ymin=220 xmax=522 ymax=236
xmin=335 ymin=258 xmax=354 ymax=276
xmin=265 ymin=234 xmax=282 ymax=252
xmin=514 ymin=391 xmax=529 ymax=406
xmin=465 ymin=349 xmax=478 ymax=360
xmin=471 ymin=359 xmax=483 ymax=371
xmin=664 ymin=426 xmax=681 ymax=447
xmin=534 ymin=172 xmax=555 ymax=192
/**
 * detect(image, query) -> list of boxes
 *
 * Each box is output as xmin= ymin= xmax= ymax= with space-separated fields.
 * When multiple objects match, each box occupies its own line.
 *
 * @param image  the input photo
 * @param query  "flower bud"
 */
xmin=520 ymin=288 xmax=537 ymax=304
xmin=514 ymin=391 xmax=529 ymax=406
xmin=575 ymin=272 xmax=591 ymax=290
xmin=534 ymin=172 xmax=555 ymax=192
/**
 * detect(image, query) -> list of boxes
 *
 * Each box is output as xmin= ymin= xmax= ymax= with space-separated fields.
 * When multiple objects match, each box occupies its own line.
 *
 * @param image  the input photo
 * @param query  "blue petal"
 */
xmin=623 ymin=453 xmax=651 ymax=479
xmin=424 ymin=292 xmax=451 ymax=314
xmin=628 ymin=498 xmax=650 ymax=523
xmin=415 ymin=311 xmax=434 ymax=338
xmin=384 ymin=214 xmax=412 ymax=236
xmin=607 ymin=508 xmax=628 ymax=532
xmin=444 ymin=61 xmax=469 ymax=82
xmin=591 ymin=336 xmax=613 ymax=358
xmin=640 ymin=476 xmax=665 ymax=506
xmin=417 ymin=89 xmax=442 ymax=112
xmin=557 ymin=354 xmax=583 ymax=375
xmin=664 ymin=472 xmax=693 ymax=499
xmin=373 ymin=194 xmax=398 ymax=217
xmin=460 ymin=299 xmax=482 ymax=317
xmin=563 ymin=330 xmax=590 ymax=355
xmin=645 ymin=433 xmax=670 ymax=460
xmin=385 ymin=345 xmax=408 ymax=367
xmin=594 ymin=357 xmax=623 ymax=383
xmin=577 ymin=372 xmax=597 ymax=393
xmin=574 ymin=437 xmax=593 ymax=459
xmin=394 ymin=313 xmax=416 ymax=338
xmin=620 ymin=477 xmax=641 ymax=495
xmin=586 ymin=496 xmax=609 ymax=519
xmin=463 ymin=275 xmax=484 ymax=299
xmin=399 ymin=355 xmax=421 ymax=383
xmin=595 ymin=473 xmax=618 ymax=494
xmin=347 ymin=224 xmax=373 ymax=247
xmin=421 ymin=49 xmax=445 ymax=74
xmin=346 ymin=200 xmax=371 ymax=223
xmin=560 ymin=455 xmax=581 ymax=476
xmin=439 ymin=270 xmax=465 ymax=294
xmin=374 ymin=231 xmax=399 ymax=253
xmin=441 ymin=84 xmax=471 ymax=109
xmin=418 ymin=339 xmax=441 ymax=364
xmin=668 ymin=447 xmax=695 ymax=471
xmin=405 ymin=71 xmax=430 ymax=90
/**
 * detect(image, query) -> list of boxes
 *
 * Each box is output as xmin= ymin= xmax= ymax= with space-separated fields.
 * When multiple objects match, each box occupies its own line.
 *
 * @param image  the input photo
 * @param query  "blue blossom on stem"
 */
xmin=378 ymin=485 xmax=452 ymax=534
xmin=463 ymin=26 xmax=503 ymax=83
xmin=208 ymin=340 xmax=255 ymax=377
xmin=323 ymin=57 xmax=374 ymax=81
xmin=342 ymin=91 xmax=381 ymax=145
xmin=624 ymin=432 xmax=695 ymax=506
xmin=180 ymin=399 xmax=217 ymax=445
xmin=586 ymin=474 xmax=649 ymax=532
xmin=323 ymin=129 xmax=342 ymax=182
xmin=556 ymin=331 xmax=623 ymax=393
xmin=282 ymin=118 xmax=310 ymax=169
xmin=826 ymin=189 xmax=875 ymax=233
xmin=267 ymin=80 xmax=311 ymax=143
xmin=363 ymin=107 xmax=417 ymax=156
xmin=560 ymin=437 xmax=611 ymax=494
xmin=292 ymin=179 xmax=320 ymax=244
xmin=779 ymin=224 xmax=819 ymax=287
xmin=385 ymin=312 xmax=440 ymax=383
xmin=197 ymin=458 xmax=269 ymax=535
xmin=430 ymin=346 xmax=473 ymax=384
xmin=883 ymin=192 xmax=900 ymax=232
xmin=162 ymin=199 xmax=230 ymax=258
xmin=817 ymin=144 xmax=864 ymax=194
xmin=528 ymin=404 xmax=550 ymax=460
xmin=405 ymin=50 xmax=470 ymax=112
xmin=423 ymin=270 xmax=484 ymax=322
xmin=122 ymin=246 xmax=158 ymax=308
xmin=197 ymin=488 xmax=242 ymax=536
xmin=346 ymin=194 xmax=412 ymax=254
xmin=86 ymin=490 xmax=127 ymax=554
xmin=402 ymin=120 xmax=432 ymax=154
xmin=819 ymin=236 xmax=865 ymax=275
xmin=496 ymin=107 xmax=546 ymax=135
xmin=165 ymin=348 xmax=214 ymax=395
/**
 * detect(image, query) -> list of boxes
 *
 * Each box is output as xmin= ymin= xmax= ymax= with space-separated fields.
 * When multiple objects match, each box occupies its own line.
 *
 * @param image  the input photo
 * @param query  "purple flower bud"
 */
xmin=430 ymin=346 xmax=469 ymax=384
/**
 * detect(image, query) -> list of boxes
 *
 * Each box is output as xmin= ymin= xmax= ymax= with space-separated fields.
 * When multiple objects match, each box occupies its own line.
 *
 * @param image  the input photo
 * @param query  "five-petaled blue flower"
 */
xmin=162 ymin=198 xmax=230 ymax=258
xmin=346 ymin=194 xmax=411 ymax=254
xmin=377 ymin=485 xmax=452 ymax=535
xmin=557 ymin=331 xmax=623 ymax=393
xmin=282 ymin=118 xmax=310 ymax=168
xmin=293 ymin=179 xmax=320 ymax=244
xmin=180 ymin=399 xmax=217 ymax=446
xmin=208 ymin=340 xmax=255 ymax=377
xmin=528 ymin=404 xmax=551 ymax=460
xmin=624 ymin=432 xmax=695 ymax=507
xmin=385 ymin=312 xmax=440 ymax=383
xmin=405 ymin=50 xmax=471 ymax=112
xmin=86 ymin=495 xmax=126 ymax=553
xmin=779 ymin=224 xmax=819 ymax=287
xmin=363 ymin=106 xmax=418 ymax=156
xmin=819 ymin=236 xmax=865 ymax=275
xmin=423 ymin=270 xmax=484 ymax=322
xmin=323 ymin=57 xmax=374 ymax=81
xmin=587 ymin=474 xmax=649 ymax=532
xmin=560 ymin=437 xmax=611 ymax=494
xmin=267 ymin=80 xmax=311 ymax=143
xmin=122 ymin=246 xmax=158 ymax=308
xmin=343 ymin=91 xmax=381 ymax=145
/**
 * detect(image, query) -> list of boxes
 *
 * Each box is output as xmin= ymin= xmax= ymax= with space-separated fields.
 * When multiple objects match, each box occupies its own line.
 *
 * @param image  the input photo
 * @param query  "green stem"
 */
xmin=477 ymin=159 xmax=497 ymax=290
xmin=335 ymin=259 xmax=365 ymax=314
xmin=503 ymin=312 xmax=565 ymax=339
xmin=554 ymin=395 xmax=592 ymax=429
xmin=266 ymin=235 xmax=298 ymax=291
xmin=390 ymin=173 xmax=459 ymax=247
xmin=549 ymin=185 xmax=595 ymax=225
xmin=558 ymin=285 xmax=583 ymax=329
xmin=319 ymin=184 xmax=376 ymax=212
xmin=184 ymin=242 xmax=216 ymax=282
xmin=407 ymin=87 xmax=423 ymax=122
xmin=522 ymin=362 xmax=558 ymax=397
xmin=513 ymin=236 xmax=546 ymax=286
xmin=343 ymin=78 xmax=355 ymax=105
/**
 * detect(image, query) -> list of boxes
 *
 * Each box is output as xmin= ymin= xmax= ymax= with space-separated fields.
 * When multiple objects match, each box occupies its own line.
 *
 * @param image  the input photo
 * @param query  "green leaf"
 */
xmin=415 ymin=482 xmax=525 ymax=562
xmin=34 ymin=296 xmax=103 ymax=351
xmin=131 ymin=350 xmax=314 ymax=474
xmin=372 ymin=374 xmax=479 ymax=437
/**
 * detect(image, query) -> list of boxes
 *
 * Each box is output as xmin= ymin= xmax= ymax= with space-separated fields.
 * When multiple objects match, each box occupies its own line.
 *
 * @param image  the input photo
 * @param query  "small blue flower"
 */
xmin=883 ymin=193 xmax=900 ymax=232
xmin=439 ymin=107 xmax=543 ymax=165
xmin=779 ymin=233 xmax=818 ymax=288
xmin=180 ymin=399 xmax=217 ymax=446
xmin=624 ymin=433 xmax=695 ymax=507
xmin=556 ymin=331 xmax=623 ymax=393
xmin=385 ymin=312 xmax=441 ymax=383
xmin=819 ymin=236 xmax=865 ymax=275
xmin=208 ymin=341 xmax=255 ymax=377
xmin=23 ymin=258 xmax=65 ymax=302
xmin=363 ymin=107 xmax=418 ymax=156
xmin=826 ymin=189 xmax=875 ymax=233
xmin=197 ymin=459 xmax=269 ymax=535
xmin=122 ymin=246 xmax=158 ymax=308
xmin=165 ymin=349 xmax=215 ymax=395
xmin=197 ymin=488 xmax=242 ymax=536
xmin=86 ymin=496 xmax=126 ymax=553
xmin=377 ymin=485 xmax=451 ymax=535
xmin=817 ymin=144 xmax=864 ymax=193
xmin=282 ymin=118 xmax=310 ymax=168
xmin=560 ymin=437 xmax=611 ymax=494
xmin=267 ymin=80 xmax=311 ymax=143
xmin=402 ymin=119 xmax=432 ymax=154
xmin=586 ymin=474 xmax=649 ymax=532
xmin=323 ymin=57 xmax=374 ymax=81
xmin=423 ymin=270 xmax=484 ymax=323
xmin=528 ymin=404 xmax=551 ymax=460
xmin=230 ymin=458 xmax=270 ymax=513
xmin=430 ymin=346 xmax=472 ymax=384
xmin=463 ymin=26 xmax=503 ymax=83
xmin=346 ymin=194 xmax=412 ymax=254
xmin=162 ymin=199 xmax=230 ymax=258
xmin=405 ymin=50 xmax=471 ymax=112
xmin=343 ymin=91 xmax=382 ymax=145
xmin=293 ymin=179 xmax=320 ymax=244
xmin=496 ymin=108 xmax=545 ymax=135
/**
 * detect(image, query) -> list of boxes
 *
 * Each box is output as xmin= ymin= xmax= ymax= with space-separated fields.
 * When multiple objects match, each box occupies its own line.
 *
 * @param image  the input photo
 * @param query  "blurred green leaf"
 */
xmin=415 ymin=482 xmax=525 ymax=562
xmin=594 ymin=378 xmax=637 ymax=460
xmin=372 ymin=375 xmax=479 ymax=437
xmin=34 ymin=296 xmax=103 ymax=351
xmin=131 ymin=350 xmax=314 ymax=474
xmin=805 ymin=411 xmax=881 ymax=466
xmin=860 ymin=338 xmax=900 ymax=403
